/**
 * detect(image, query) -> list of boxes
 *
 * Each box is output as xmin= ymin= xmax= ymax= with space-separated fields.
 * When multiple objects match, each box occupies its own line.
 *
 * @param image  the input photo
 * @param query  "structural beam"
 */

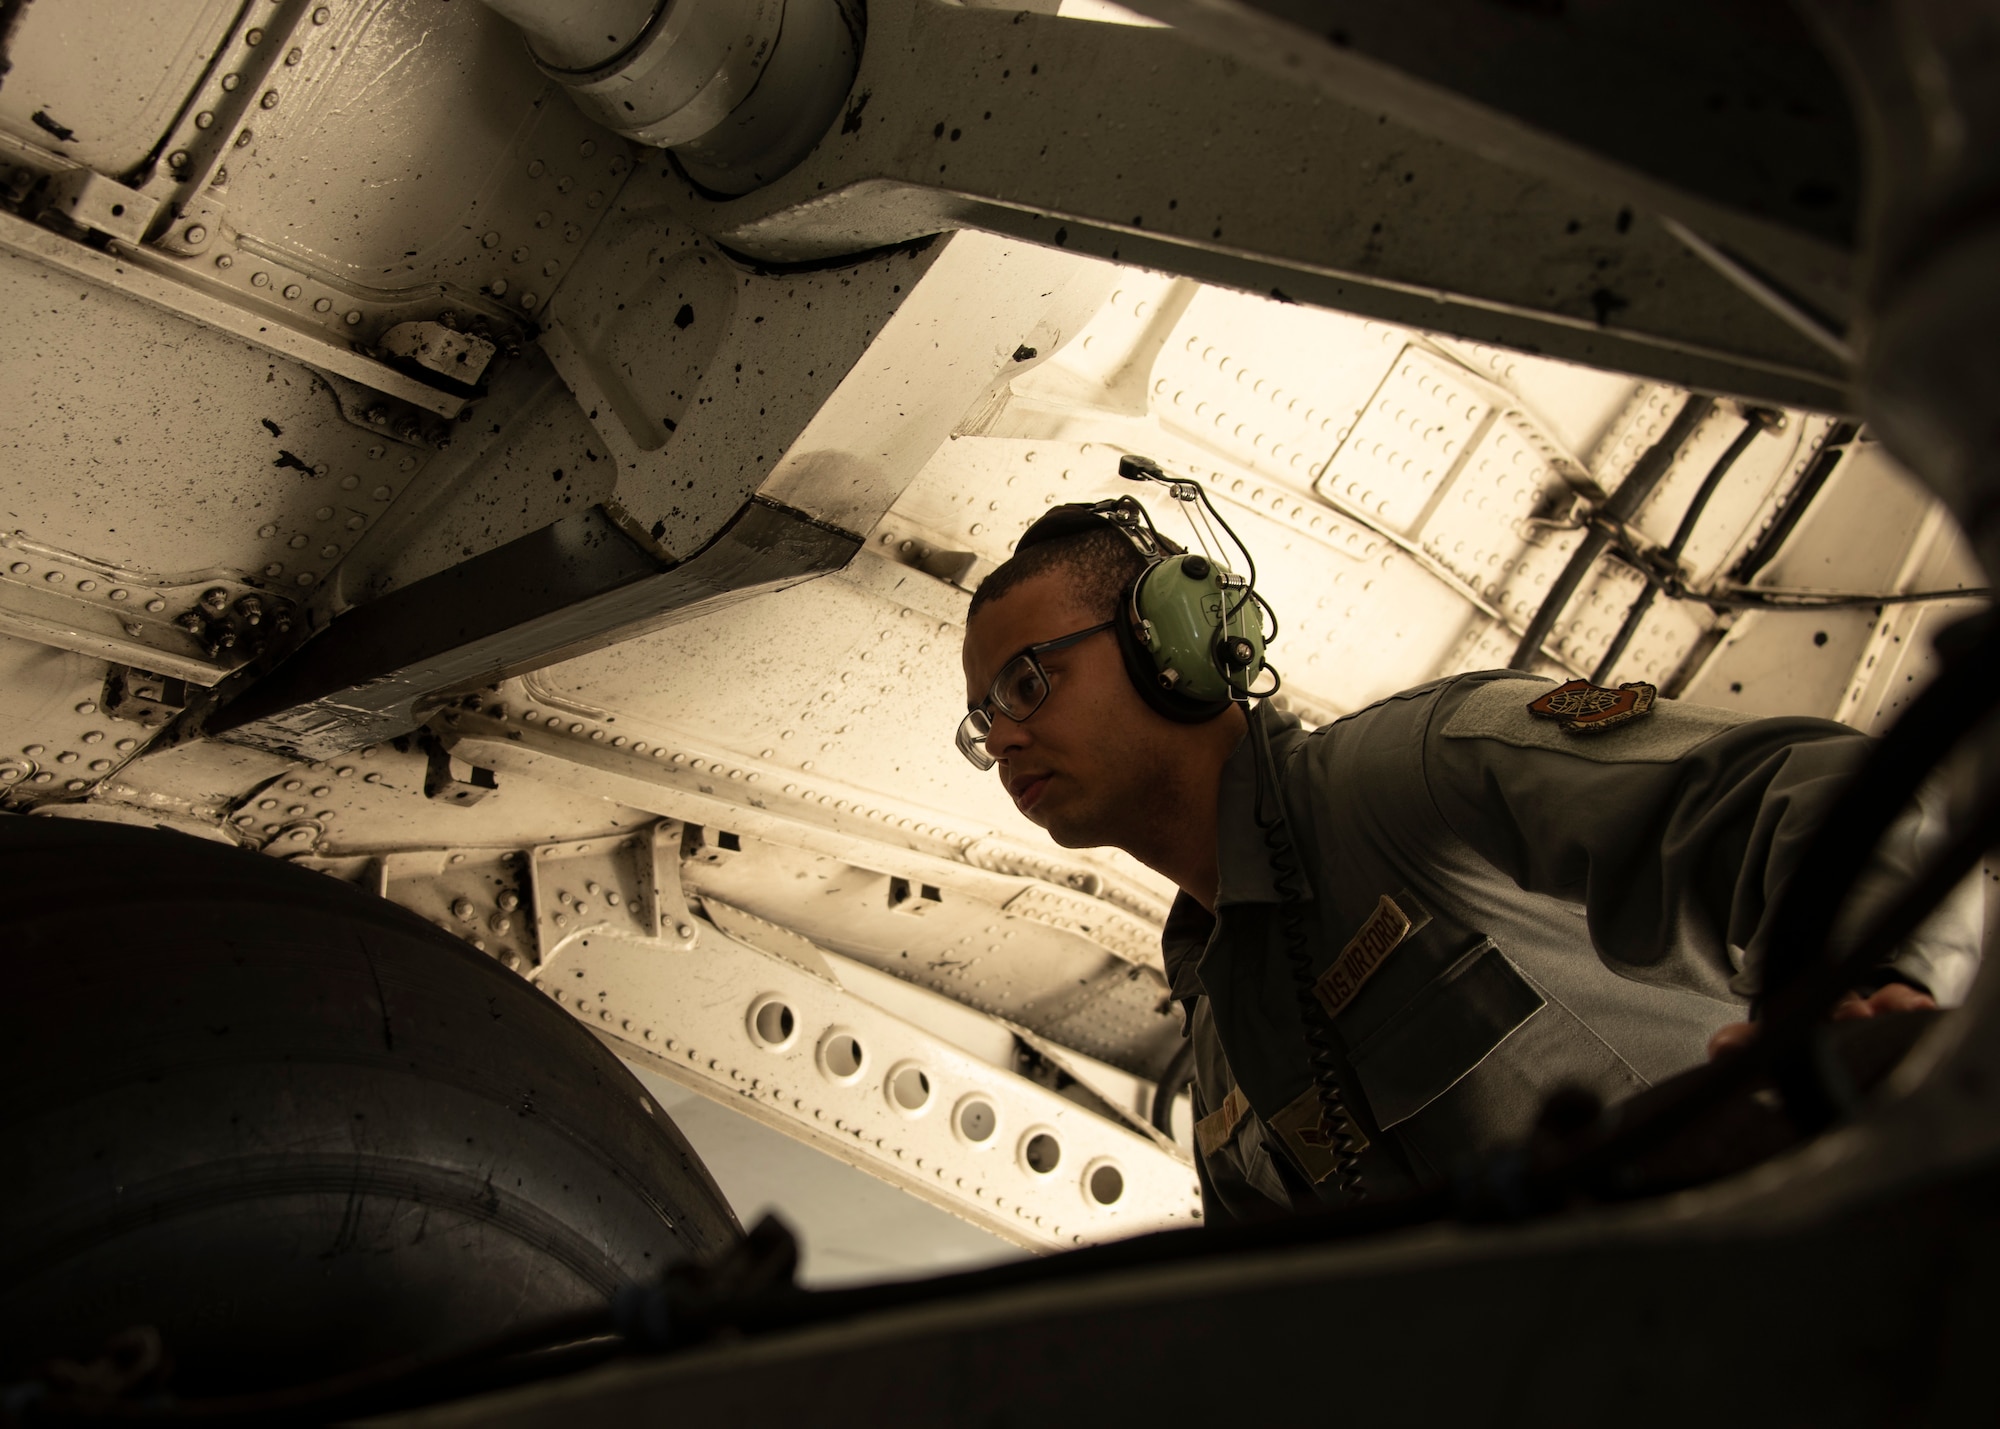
xmin=660 ymin=0 xmax=1855 ymax=410
xmin=209 ymin=498 xmax=856 ymax=760
xmin=339 ymin=816 xmax=1202 ymax=1251
xmin=1120 ymin=0 xmax=1860 ymax=274
xmin=557 ymin=917 xmax=1200 ymax=1251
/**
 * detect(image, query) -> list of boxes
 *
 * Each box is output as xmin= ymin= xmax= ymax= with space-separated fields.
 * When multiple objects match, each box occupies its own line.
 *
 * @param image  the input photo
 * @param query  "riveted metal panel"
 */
xmin=0 ymin=635 xmax=151 ymax=805
xmin=0 ymin=239 xmax=425 ymax=598
xmin=0 ymin=0 xmax=240 ymax=175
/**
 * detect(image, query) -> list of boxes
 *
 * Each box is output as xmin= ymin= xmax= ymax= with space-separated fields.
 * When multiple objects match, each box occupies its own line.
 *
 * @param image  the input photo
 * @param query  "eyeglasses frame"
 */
xmin=955 ymin=620 xmax=1116 ymax=769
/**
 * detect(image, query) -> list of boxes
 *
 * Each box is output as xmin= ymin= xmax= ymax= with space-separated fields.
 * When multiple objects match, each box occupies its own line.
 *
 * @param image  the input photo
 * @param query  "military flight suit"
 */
xmin=1171 ymin=671 xmax=1983 ymax=1223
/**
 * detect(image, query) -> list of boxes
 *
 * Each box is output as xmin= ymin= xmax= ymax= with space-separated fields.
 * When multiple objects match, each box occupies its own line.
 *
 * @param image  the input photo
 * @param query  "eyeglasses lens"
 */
xmin=955 ymin=708 xmax=995 ymax=770
xmin=994 ymin=656 xmax=1047 ymax=720
xmin=954 ymin=654 xmax=1052 ymax=771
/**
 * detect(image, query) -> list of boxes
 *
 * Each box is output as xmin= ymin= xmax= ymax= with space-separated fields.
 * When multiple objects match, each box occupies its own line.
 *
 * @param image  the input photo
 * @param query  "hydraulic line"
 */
xmin=1730 ymin=422 xmax=1858 ymax=584
xmin=1591 ymin=410 xmax=1766 ymax=683
xmin=1509 ymin=395 xmax=1716 ymax=670
xmin=1694 ymin=583 xmax=1992 ymax=609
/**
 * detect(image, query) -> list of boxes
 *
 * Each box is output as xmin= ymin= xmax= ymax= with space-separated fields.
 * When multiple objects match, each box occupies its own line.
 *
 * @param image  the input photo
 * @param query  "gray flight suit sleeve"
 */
xmin=1420 ymin=677 xmax=1983 ymax=1001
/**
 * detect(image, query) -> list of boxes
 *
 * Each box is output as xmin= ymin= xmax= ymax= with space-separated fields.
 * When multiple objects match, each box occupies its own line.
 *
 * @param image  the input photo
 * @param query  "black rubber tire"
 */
xmin=0 ymin=815 xmax=740 ymax=1394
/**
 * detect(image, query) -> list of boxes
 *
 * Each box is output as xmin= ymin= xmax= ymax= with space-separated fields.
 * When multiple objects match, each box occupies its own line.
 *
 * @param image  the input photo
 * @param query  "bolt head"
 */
xmin=184 ymin=224 xmax=208 ymax=244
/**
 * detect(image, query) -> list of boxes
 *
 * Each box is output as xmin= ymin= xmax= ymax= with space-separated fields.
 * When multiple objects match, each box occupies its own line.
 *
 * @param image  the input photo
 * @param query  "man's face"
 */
xmin=961 ymin=571 xmax=1173 ymax=850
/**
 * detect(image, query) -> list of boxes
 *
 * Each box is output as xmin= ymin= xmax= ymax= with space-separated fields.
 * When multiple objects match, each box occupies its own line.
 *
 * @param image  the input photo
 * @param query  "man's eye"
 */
xmin=1000 ymin=663 xmax=1046 ymax=713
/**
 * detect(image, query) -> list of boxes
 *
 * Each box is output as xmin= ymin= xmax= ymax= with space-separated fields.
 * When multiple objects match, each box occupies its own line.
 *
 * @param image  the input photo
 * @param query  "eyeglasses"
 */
xmin=955 ymin=621 xmax=1114 ymax=770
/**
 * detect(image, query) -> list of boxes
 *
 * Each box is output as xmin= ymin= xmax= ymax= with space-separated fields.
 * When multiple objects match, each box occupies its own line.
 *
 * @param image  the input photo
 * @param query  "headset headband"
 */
xmin=1015 ymin=496 xmax=1182 ymax=561
xmin=1007 ymin=487 xmax=1267 ymax=724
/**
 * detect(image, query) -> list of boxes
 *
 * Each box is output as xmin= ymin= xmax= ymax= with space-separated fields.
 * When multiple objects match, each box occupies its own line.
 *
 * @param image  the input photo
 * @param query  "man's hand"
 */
xmin=1706 ymin=983 xmax=1938 ymax=1059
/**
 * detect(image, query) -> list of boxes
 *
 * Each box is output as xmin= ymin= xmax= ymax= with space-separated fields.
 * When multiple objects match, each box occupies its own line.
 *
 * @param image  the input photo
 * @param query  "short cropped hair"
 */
xmin=967 ymin=527 xmax=1148 ymax=625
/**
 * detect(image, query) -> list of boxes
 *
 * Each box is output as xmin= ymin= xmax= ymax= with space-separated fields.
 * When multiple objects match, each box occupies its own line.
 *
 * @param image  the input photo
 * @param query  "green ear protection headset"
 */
xmin=1012 ymin=454 xmax=1281 ymax=722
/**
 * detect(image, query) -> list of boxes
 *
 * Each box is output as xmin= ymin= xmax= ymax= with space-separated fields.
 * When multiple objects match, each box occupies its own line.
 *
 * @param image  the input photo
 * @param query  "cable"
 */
xmin=1730 ymin=423 xmax=1858 ymax=584
xmin=1118 ymin=453 xmax=1257 ymax=616
xmin=1591 ymin=410 xmax=1766 ymax=683
xmin=1509 ymin=395 xmax=1717 ymax=670
xmin=1693 ymin=584 xmax=1991 ymax=610
xmin=1245 ymin=707 xmax=1370 ymax=1200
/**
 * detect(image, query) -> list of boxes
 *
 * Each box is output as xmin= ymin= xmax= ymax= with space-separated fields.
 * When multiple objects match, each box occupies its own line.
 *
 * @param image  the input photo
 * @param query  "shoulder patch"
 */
xmin=1528 ymin=678 xmax=1655 ymax=733
xmin=1440 ymin=677 xmax=1748 ymax=763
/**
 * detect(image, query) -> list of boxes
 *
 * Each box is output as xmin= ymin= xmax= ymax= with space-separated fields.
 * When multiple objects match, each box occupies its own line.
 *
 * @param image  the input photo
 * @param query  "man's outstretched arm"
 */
xmin=1417 ymin=676 xmax=1983 ymax=1008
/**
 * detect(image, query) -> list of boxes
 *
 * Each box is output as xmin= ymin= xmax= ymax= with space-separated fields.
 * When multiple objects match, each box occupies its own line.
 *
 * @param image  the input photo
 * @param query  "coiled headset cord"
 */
xmin=1245 ymin=704 xmax=1369 ymax=1201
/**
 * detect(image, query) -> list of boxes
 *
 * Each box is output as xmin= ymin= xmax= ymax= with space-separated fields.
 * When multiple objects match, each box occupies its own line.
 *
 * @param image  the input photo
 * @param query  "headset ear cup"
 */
xmin=1115 ymin=569 xmax=1234 ymax=725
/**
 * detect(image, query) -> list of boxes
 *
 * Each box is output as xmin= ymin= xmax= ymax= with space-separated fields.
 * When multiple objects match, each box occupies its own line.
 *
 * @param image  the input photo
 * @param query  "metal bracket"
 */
xmin=422 ymin=741 xmax=498 ymax=806
xmin=41 ymin=169 xmax=158 ymax=245
xmin=528 ymin=820 xmax=699 ymax=966
xmin=374 ymin=846 xmax=539 ymax=970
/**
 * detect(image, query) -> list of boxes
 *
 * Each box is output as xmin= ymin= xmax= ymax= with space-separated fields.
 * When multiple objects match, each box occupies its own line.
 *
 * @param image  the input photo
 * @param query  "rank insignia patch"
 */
xmin=1270 ymin=1085 xmax=1370 ymax=1185
xmin=1527 ymin=678 xmax=1657 ymax=734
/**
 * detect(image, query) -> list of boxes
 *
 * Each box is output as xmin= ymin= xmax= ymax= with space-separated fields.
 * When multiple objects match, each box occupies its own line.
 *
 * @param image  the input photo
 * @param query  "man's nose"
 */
xmin=985 ymin=709 xmax=1031 ymax=762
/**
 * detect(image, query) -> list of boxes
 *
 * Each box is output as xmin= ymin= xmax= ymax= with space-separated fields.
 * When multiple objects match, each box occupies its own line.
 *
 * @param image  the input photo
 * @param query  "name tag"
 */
xmin=1194 ymin=1083 xmax=1251 ymax=1158
xmin=1315 ymin=894 xmax=1415 ymax=1020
